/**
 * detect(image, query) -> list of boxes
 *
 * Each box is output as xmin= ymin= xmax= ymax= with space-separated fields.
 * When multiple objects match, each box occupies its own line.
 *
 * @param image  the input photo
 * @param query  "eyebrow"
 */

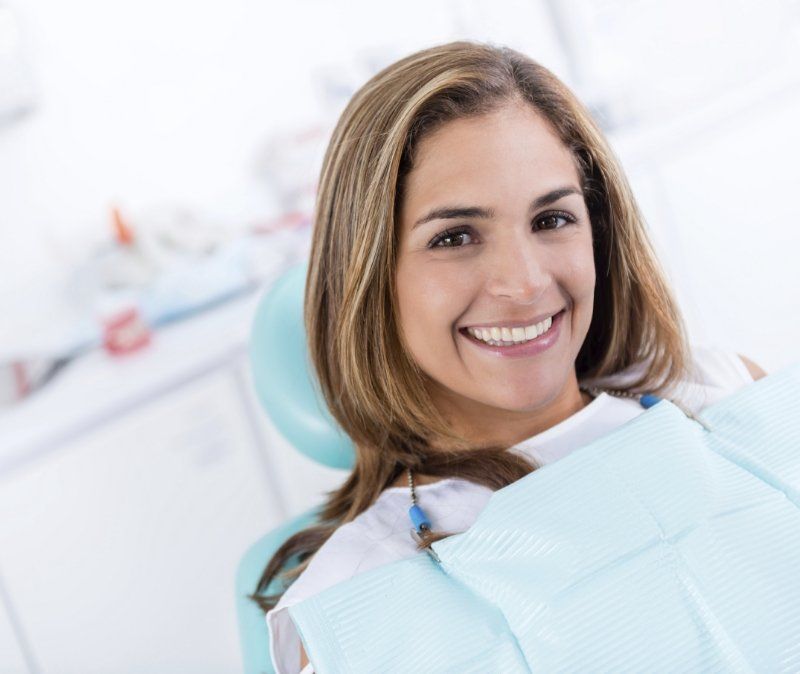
xmin=412 ymin=186 xmax=582 ymax=230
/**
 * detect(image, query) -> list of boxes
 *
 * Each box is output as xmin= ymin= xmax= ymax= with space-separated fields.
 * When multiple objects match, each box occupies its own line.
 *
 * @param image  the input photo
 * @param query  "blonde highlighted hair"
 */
xmin=252 ymin=40 xmax=692 ymax=612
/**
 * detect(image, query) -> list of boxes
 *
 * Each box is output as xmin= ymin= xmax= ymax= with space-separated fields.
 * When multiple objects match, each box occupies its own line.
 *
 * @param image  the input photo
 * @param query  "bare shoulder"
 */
xmin=736 ymin=353 xmax=768 ymax=381
xmin=300 ymin=643 xmax=310 ymax=669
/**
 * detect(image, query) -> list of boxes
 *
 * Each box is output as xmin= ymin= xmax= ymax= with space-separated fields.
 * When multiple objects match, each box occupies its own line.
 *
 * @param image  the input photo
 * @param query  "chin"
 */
xmin=477 ymin=387 xmax=555 ymax=414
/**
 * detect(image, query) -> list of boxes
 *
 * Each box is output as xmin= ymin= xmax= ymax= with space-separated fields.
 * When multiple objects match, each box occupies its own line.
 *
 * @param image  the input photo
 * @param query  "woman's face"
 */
xmin=395 ymin=100 xmax=596 ymax=441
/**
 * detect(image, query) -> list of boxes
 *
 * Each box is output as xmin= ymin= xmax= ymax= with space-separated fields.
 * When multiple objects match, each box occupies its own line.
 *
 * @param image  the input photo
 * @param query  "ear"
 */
xmin=736 ymin=353 xmax=768 ymax=381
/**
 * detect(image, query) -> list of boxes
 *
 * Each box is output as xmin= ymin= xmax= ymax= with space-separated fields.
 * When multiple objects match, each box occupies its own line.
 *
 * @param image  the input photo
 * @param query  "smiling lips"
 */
xmin=457 ymin=309 xmax=565 ymax=359
xmin=462 ymin=309 xmax=563 ymax=346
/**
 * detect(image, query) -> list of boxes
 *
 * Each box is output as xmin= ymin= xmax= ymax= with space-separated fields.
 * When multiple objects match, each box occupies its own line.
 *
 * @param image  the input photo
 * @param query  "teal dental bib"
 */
xmin=289 ymin=362 xmax=800 ymax=673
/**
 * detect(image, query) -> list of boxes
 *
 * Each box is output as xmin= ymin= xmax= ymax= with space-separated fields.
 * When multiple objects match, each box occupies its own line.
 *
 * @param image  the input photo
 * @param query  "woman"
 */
xmin=252 ymin=40 xmax=766 ymax=673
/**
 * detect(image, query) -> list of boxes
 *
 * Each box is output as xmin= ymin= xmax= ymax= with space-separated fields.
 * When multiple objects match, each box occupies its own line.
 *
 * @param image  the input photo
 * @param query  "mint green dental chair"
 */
xmin=235 ymin=263 xmax=355 ymax=673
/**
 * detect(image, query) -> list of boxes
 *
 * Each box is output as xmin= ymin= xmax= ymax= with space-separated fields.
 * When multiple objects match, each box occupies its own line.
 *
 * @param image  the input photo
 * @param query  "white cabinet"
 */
xmin=0 ymin=290 xmax=349 ymax=672
xmin=0 ymin=364 xmax=283 ymax=674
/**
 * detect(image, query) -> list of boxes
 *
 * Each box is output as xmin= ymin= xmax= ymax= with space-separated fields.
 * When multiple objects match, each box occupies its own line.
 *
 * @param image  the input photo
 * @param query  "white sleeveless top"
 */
xmin=266 ymin=344 xmax=755 ymax=674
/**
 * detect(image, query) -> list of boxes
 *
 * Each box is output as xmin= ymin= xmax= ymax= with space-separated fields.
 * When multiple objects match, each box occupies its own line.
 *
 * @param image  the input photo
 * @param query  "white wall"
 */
xmin=3 ymin=0 xmax=798 ymax=368
xmin=0 ymin=0 xmax=567 ymax=290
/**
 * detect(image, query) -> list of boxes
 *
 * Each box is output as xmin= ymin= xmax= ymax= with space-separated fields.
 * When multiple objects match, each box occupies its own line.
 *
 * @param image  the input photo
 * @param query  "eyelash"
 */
xmin=426 ymin=210 xmax=577 ymax=249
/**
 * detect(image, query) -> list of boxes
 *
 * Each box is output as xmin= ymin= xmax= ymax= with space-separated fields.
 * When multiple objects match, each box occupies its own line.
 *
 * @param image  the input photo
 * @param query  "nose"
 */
xmin=483 ymin=233 xmax=551 ymax=303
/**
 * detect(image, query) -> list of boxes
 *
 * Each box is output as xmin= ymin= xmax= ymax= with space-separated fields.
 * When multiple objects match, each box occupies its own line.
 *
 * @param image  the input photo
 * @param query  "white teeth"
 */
xmin=466 ymin=314 xmax=556 ymax=346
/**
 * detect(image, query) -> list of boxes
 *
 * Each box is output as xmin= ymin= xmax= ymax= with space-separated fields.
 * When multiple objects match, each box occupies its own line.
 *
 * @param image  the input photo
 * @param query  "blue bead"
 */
xmin=639 ymin=393 xmax=662 ymax=409
xmin=409 ymin=504 xmax=431 ymax=532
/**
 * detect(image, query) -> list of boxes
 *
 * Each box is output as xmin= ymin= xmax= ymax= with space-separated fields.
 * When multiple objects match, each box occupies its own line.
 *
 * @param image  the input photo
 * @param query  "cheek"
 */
xmin=396 ymin=262 xmax=472 ymax=355
xmin=561 ymin=236 xmax=596 ymax=300
xmin=562 ymin=240 xmax=597 ymax=339
xmin=574 ymin=257 xmax=597 ymax=298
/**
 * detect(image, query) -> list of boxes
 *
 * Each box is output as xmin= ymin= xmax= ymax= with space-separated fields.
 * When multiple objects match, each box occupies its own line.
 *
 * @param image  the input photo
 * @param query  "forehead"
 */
xmin=399 ymin=102 xmax=580 ymax=223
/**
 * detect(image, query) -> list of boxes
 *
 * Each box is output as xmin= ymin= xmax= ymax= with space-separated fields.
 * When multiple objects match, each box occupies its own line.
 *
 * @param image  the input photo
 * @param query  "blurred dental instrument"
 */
xmin=0 ymin=201 xmax=310 ymax=407
xmin=0 ymin=354 xmax=75 ymax=406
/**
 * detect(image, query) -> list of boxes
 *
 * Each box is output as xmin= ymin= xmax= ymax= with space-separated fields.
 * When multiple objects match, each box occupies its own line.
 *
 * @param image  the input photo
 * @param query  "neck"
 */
xmin=388 ymin=375 xmax=595 ymax=490
xmin=429 ymin=373 xmax=593 ymax=450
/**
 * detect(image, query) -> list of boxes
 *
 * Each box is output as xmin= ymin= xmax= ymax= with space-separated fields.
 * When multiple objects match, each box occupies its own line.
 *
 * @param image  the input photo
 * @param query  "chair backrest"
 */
xmin=248 ymin=262 xmax=355 ymax=469
xmin=235 ymin=507 xmax=321 ymax=674
xmin=236 ymin=263 xmax=355 ymax=673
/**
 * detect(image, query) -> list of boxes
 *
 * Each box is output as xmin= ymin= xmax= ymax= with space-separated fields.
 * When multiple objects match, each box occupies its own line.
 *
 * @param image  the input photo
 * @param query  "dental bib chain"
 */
xmin=407 ymin=384 xmax=712 ymax=561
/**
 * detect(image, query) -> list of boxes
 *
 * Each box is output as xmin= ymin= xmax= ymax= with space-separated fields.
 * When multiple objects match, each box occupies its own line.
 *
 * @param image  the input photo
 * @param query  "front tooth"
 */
xmin=539 ymin=317 xmax=551 ymax=335
xmin=501 ymin=327 xmax=513 ymax=341
xmin=511 ymin=327 xmax=525 ymax=341
xmin=524 ymin=324 xmax=536 ymax=340
xmin=491 ymin=327 xmax=501 ymax=341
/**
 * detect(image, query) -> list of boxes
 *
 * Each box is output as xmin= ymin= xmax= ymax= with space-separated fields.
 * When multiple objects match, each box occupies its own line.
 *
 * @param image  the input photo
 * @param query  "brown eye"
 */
xmin=535 ymin=211 xmax=575 ymax=230
xmin=428 ymin=228 xmax=473 ymax=248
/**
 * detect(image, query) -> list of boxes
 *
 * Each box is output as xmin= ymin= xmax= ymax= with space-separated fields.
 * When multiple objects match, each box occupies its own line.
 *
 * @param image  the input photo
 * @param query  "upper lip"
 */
xmin=460 ymin=308 xmax=564 ymax=330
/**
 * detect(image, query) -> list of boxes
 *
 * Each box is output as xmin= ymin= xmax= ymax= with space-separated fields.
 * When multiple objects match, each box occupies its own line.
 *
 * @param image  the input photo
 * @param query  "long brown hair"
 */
xmin=251 ymin=40 xmax=693 ymax=612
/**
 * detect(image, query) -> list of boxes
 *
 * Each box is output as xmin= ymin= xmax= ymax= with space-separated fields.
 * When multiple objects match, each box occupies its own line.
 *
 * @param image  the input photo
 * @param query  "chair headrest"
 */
xmin=249 ymin=263 xmax=355 ymax=469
